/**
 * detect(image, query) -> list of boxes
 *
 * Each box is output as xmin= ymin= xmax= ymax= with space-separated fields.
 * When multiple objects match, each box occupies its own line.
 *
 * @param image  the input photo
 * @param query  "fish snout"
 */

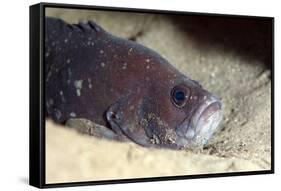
xmin=176 ymin=94 xmax=223 ymax=148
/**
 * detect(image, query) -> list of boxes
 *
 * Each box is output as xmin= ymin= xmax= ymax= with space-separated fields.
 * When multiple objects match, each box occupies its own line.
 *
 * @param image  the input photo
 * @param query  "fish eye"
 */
xmin=171 ymin=86 xmax=190 ymax=108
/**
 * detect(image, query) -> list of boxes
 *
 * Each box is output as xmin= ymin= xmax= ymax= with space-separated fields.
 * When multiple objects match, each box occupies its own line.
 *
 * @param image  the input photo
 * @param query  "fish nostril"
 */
xmin=201 ymin=94 xmax=222 ymax=105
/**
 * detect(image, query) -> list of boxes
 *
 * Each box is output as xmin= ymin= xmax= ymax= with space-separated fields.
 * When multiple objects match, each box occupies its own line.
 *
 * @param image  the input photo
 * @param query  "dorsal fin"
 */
xmin=73 ymin=20 xmax=105 ymax=33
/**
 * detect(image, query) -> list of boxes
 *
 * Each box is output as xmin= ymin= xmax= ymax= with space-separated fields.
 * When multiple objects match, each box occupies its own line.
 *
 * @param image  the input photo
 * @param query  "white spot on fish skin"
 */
xmin=129 ymin=105 xmax=135 ymax=111
xmin=46 ymin=71 xmax=52 ymax=81
xmin=122 ymin=62 xmax=127 ymax=70
xmin=146 ymin=65 xmax=150 ymax=69
xmin=66 ymin=59 xmax=71 ymax=64
xmin=46 ymin=98 xmax=54 ymax=108
xmin=45 ymin=52 xmax=50 ymax=58
xmin=74 ymin=80 xmax=83 ymax=97
xmin=145 ymin=58 xmax=150 ymax=63
xmin=59 ymin=91 xmax=66 ymax=102
xmin=87 ymin=41 xmax=94 ymax=46
xmin=49 ymin=99 xmax=54 ymax=105
xmin=88 ymin=78 xmax=92 ymax=89
xmin=64 ymin=38 xmax=68 ymax=43
xmin=128 ymin=48 xmax=133 ymax=55
xmin=70 ymin=112 xmax=76 ymax=117
xmin=203 ymin=95 xmax=207 ymax=100
xmin=100 ymin=62 xmax=105 ymax=67
xmin=77 ymin=89 xmax=81 ymax=96
xmin=54 ymin=109 xmax=62 ymax=120
xmin=100 ymin=50 xmax=104 ymax=54
xmin=75 ymin=80 xmax=83 ymax=89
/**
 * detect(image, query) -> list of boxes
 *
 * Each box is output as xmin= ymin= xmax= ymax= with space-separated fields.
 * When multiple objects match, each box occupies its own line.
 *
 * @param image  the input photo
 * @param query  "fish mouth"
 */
xmin=192 ymin=101 xmax=223 ymax=140
xmin=176 ymin=97 xmax=223 ymax=148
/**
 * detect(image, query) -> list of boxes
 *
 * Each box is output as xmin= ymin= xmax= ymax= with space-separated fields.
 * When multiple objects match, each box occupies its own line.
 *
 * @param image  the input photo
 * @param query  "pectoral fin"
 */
xmin=106 ymin=93 xmax=153 ymax=147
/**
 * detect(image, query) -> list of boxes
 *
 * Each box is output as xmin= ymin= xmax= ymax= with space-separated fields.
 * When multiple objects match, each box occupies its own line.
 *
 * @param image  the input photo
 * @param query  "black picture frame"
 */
xmin=29 ymin=2 xmax=274 ymax=188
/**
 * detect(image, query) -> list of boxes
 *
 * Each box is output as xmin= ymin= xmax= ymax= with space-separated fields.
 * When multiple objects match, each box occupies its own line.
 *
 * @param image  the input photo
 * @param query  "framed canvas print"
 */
xmin=29 ymin=2 xmax=274 ymax=188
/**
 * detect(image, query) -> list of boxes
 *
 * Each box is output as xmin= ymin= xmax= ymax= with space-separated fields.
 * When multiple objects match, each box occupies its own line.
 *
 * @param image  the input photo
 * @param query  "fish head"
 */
xmin=105 ymin=45 xmax=223 ymax=149
xmin=154 ymin=76 xmax=224 ymax=149
xmin=106 ymin=69 xmax=223 ymax=149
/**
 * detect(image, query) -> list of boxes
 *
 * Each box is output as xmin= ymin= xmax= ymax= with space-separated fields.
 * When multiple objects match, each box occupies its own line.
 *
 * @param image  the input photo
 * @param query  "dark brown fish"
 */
xmin=45 ymin=17 xmax=223 ymax=149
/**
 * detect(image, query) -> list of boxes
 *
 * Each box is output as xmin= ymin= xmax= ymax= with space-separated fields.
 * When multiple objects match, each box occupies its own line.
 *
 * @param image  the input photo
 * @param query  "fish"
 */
xmin=45 ymin=17 xmax=223 ymax=149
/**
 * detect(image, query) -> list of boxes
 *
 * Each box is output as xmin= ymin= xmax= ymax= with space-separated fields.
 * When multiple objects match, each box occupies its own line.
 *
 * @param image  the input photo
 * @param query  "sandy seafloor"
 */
xmin=45 ymin=8 xmax=272 ymax=183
